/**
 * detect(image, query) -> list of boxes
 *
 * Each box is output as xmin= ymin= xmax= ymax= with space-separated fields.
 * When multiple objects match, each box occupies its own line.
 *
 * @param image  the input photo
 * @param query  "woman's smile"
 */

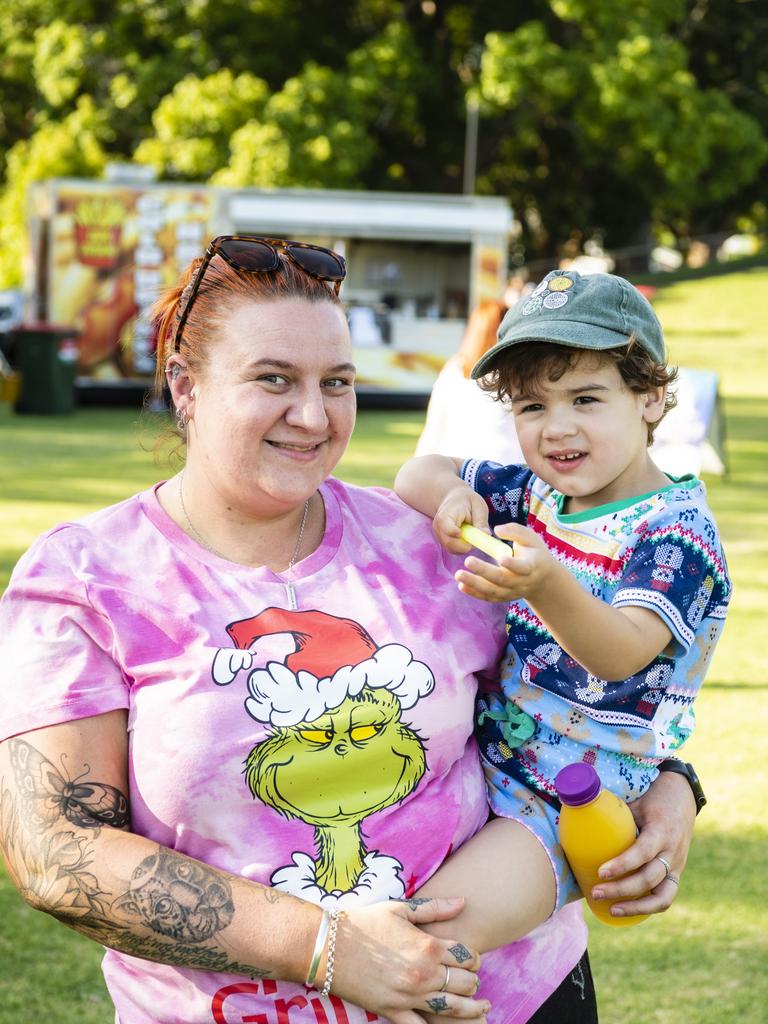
xmin=265 ymin=438 xmax=326 ymax=460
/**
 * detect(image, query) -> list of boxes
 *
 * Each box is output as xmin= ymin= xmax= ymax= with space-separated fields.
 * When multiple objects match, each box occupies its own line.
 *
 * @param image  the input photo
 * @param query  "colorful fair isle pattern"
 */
xmin=462 ymin=460 xmax=731 ymax=808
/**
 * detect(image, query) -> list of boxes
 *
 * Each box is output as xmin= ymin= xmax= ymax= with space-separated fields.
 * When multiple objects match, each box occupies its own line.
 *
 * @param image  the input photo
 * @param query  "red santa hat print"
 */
xmin=211 ymin=608 xmax=435 ymax=727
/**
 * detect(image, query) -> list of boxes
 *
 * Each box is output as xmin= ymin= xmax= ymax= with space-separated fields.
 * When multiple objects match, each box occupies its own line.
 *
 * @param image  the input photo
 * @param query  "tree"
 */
xmin=0 ymin=0 xmax=766 ymax=287
xmin=133 ymin=71 xmax=270 ymax=181
xmin=214 ymin=21 xmax=431 ymax=189
xmin=475 ymin=0 xmax=768 ymax=255
xmin=680 ymin=0 xmax=768 ymax=237
xmin=0 ymin=98 xmax=110 ymax=286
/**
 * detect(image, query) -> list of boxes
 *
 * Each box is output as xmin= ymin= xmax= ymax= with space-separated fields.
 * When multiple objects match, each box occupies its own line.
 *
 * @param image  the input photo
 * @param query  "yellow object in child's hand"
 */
xmin=459 ymin=523 xmax=512 ymax=562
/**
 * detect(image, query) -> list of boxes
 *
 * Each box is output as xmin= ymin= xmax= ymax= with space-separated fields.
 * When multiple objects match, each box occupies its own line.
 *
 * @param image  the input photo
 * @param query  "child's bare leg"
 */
xmin=414 ymin=817 xmax=557 ymax=953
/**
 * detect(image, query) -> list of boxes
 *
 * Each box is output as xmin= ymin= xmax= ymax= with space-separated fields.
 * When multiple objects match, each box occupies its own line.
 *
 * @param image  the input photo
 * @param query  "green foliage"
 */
xmin=0 ymin=97 xmax=110 ymax=286
xmin=214 ymin=21 xmax=430 ymax=189
xmin=215 ymin=61 xmax=375 ymax=188
xmin=32 ymin=20 xmax=89 ymax=107
xmin=134 ymin=70 xmax=270 ymax=179
xmin=0 ymin=0 xmax=766 ymax=285
xmin=477 ymin=5 xmax=768 ymax=252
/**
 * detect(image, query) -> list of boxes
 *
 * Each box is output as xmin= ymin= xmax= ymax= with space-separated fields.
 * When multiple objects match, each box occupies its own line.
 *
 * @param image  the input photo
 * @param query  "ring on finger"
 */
xmin=655 ymin=855 xmax=672 ymax=878
xmin=439 ymin=965 xmax=450 ymax=993
xmin=655 ymin=855 xmax=679 ymax=886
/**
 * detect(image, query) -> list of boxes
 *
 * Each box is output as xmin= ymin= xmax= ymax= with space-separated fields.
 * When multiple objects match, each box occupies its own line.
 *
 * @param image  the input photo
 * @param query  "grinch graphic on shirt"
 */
xmin=211 ymin=608 xmax=435 ymax=908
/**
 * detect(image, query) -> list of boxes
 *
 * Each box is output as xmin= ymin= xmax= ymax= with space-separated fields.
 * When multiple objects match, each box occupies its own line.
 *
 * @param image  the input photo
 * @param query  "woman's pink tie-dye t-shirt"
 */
xmin=0 ymin=478 xmax=586 ymax=1024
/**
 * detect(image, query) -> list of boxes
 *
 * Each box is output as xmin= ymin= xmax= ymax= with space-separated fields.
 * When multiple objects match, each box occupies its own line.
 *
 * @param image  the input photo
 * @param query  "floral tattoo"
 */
xmin=0 ymin=738 xmax=271 ymax=977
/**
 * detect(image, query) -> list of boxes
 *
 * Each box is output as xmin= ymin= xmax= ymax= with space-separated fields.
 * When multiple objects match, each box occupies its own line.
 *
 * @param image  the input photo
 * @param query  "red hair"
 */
xmin=151 ymin=251 xmax=342 ymax=393
xmin=456 ymin=300 xmax=508 ymax=378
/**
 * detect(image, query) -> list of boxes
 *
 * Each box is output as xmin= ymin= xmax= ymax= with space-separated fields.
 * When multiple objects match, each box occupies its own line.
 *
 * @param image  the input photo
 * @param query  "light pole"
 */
xmin=463 ymin=96 xmax=479 ymax=195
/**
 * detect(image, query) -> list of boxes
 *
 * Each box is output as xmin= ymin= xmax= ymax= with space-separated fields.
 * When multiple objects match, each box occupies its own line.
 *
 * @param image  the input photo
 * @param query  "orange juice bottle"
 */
xmin=555 ymin=762 xmax=648 ymax=927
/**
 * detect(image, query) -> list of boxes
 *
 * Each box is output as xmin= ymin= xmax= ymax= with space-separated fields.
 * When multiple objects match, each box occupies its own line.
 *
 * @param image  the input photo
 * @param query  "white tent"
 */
xmin=650 ymin=367 xmax=727 ymax=478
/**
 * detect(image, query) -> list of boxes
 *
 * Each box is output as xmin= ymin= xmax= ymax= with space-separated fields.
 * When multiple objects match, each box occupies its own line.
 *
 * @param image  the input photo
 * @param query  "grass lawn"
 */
xmin=1 ymin=262 xmax=767 ymax=1023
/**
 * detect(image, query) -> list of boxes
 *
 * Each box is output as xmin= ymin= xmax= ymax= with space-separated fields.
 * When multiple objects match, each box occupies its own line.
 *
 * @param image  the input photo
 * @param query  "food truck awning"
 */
xmin=226 ymin=188 xmax=513 ymax=243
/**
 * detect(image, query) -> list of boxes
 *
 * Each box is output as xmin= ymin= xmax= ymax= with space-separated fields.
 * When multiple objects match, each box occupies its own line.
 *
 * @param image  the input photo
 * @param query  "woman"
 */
xmin=0 ymin=237 xmax=696 ymax=1024
xmin=415 ymin=300 xmax=524 ymax=465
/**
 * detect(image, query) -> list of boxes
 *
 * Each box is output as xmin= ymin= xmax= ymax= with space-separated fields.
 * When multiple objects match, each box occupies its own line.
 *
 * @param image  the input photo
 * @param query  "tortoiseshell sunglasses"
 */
xmin=172 ymin=235 xmax=347 ymax=351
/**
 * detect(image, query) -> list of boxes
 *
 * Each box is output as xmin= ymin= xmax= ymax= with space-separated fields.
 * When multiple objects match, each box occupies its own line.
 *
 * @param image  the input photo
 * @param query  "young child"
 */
xmin=395 ymin=269 xmax=731 ymax=923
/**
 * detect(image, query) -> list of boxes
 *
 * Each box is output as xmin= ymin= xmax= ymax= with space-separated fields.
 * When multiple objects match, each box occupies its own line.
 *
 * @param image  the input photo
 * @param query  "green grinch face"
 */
xmin=245 ymin=688 xmax=426 ymax=826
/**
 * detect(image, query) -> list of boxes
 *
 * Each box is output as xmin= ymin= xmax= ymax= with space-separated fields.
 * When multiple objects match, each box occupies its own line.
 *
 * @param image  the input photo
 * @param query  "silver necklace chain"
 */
xmin=178 ymin=472 xmax=310 ymax=594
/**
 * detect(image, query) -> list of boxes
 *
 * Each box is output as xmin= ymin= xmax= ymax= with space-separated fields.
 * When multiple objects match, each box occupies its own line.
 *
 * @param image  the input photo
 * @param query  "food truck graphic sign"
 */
xmin=33 ymin=181 xmax=214 ymax=380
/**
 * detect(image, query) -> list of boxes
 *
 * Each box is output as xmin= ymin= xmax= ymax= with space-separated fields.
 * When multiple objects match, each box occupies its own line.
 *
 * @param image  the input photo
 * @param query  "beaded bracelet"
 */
xmin=320 ymin=909 xmax=343 ymax=997
xmin=305 ymin=910 xmax=331 ymax=988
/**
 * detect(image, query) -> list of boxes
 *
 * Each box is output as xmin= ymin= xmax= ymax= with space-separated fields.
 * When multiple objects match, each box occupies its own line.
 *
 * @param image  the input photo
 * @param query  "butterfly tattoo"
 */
xmin=9 ymin=738 xmax=130 ymax=830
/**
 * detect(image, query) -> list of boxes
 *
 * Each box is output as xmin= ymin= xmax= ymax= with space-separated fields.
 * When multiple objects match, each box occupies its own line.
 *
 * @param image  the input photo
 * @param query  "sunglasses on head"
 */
xmin=172 ymin=235 xmax=347 ymax=352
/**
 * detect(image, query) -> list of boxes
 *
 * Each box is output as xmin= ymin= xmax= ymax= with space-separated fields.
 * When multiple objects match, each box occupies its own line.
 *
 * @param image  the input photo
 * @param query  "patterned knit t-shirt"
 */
xmin=462 ymin=460 xmax=731 ymax=802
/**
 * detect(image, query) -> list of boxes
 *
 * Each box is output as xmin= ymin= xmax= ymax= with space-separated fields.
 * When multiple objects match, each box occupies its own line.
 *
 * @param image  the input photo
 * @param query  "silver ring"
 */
xmin=440 ymin=965 xmax=450 ymax=992
xmin=655 ymin=855 xmax=672 ymax=878
xmin=656 ymin=855 xmax=680 ymax=886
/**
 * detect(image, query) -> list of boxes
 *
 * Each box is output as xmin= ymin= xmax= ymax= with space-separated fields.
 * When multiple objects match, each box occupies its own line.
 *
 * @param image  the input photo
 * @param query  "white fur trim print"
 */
xmin=270 ymin=850 xmax=406 ymax=908
xmin=212 ymin=647 xmax=254 ymax=685
xmin=244 ymin=643 xmax=435 ymax=726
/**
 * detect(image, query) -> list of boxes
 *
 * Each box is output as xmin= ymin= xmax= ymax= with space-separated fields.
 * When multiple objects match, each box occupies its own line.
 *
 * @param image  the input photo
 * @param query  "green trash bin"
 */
xmin=12 ymin=323 xmax=80 ymax=414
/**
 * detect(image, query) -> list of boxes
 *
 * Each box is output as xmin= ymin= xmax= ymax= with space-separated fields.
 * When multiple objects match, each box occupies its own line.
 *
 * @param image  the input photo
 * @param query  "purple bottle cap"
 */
xmin=555 ymin=762 xmax=601 ymax=806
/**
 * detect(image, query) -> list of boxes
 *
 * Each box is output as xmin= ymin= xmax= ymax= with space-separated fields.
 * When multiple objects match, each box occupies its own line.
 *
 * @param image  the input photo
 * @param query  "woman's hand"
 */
xmin=331 ymin=897 xmax=489 ymax=1024
xmin=590 ymin=769 xmax=697 ymax=917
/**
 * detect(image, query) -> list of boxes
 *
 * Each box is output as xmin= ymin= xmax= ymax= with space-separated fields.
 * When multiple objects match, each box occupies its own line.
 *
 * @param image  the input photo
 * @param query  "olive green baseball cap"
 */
xmin=471 ymin=270 xmax=666 ymax=379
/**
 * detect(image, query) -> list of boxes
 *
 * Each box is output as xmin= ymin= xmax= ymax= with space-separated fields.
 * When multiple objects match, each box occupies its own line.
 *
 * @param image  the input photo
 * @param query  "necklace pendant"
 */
xmin=285 ymin=581 xmax=298 ymax=610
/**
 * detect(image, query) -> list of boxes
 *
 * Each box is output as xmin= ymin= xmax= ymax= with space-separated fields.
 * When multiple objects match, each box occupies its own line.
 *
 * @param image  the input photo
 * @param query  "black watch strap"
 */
xmin=657 ymin=759 xmax=707 ymax=815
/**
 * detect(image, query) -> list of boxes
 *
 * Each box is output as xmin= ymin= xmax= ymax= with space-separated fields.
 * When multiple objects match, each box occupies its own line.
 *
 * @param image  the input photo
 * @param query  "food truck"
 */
xmin=23 ymin=176 xmax=513 ymax=400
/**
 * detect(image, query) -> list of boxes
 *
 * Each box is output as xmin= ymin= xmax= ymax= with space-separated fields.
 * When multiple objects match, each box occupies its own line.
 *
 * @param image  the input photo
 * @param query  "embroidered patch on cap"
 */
xmin=548 ymin=276 xmax=574 ymax=292
xmin=522 ymin=295 xmax=543 ymax=315
xmin=523 ymin=274 xmax=574 ymax=315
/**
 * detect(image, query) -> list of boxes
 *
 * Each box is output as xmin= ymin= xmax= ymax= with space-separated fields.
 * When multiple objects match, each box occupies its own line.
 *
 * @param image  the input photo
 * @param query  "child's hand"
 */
xmin=454 ymin=522 xmax=557 ymax=604
xmin=433 ymin=485 xmax=490 ymax=554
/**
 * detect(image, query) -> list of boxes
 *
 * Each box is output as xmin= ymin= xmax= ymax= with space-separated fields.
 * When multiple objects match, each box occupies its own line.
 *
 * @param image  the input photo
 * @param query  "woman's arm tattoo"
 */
xmin=113 ymin=848 xmax=234 ymax=942
xmin=1 ymin=739 xmax=129 ymax=919
xmin=8 ymin=737 xmax=130 ymax=831
xmin=1 ymin=738 xmax=271 ymax=977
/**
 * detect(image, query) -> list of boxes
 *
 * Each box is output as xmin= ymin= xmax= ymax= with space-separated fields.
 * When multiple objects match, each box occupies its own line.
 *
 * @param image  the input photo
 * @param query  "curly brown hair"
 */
xmin=477 ymin=336 xmax=678 ymax=444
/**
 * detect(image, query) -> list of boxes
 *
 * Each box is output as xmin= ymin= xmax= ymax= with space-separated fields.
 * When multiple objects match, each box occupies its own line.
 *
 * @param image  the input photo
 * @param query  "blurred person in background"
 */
xmin=416 ymin=299 xmax=525 ymax=465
